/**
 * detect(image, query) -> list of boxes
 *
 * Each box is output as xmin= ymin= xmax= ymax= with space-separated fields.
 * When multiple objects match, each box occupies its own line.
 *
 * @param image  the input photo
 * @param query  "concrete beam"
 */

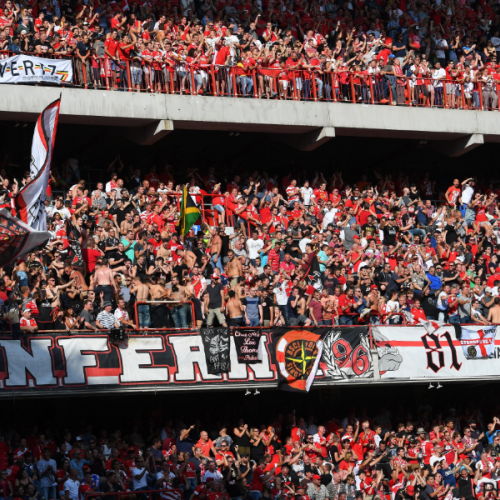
xmin=121 ymin=119 xmax=174 ymax=145
xmin=279 ymin=127 xmax=335 ymax=151
xmin=434 ymin=133 xmax=485 ymax=157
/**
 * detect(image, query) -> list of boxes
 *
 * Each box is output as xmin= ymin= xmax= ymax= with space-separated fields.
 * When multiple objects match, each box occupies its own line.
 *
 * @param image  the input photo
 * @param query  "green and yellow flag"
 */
xmin=177 ymin=185 xmax=201 ymax=236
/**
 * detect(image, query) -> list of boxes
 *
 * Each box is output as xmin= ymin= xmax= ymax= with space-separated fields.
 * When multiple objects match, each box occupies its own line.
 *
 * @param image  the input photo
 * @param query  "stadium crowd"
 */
xmin=0 ymin=403 xmax=499 ymax=500
xmin=2 ymin=163 xmax=500 ymax=334
xmin=2 ymin=0 xmax=500 ymax=106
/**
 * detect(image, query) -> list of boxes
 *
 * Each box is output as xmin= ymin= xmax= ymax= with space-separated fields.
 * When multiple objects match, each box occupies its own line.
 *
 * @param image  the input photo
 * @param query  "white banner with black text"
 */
xmin=0 ymin=54 xmax=73 ymax=84
xmin=373 ymin=325 xmax=500 ymax=380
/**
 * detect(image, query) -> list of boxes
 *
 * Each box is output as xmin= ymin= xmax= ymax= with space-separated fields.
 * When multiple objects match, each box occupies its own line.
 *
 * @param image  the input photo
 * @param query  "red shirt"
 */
xmin=339 ymin=294 xmax=355 ymax=314
xmin=105 ymin=38 xmax=120 ymax=58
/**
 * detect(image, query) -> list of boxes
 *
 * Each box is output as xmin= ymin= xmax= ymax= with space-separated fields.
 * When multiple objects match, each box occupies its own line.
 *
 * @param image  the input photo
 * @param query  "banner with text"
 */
xmin=373 ymin=325 xmax=500 ymax=380
xmin=0 ymin=55 xmax=73 ymax=85
xmin=0 ymin=328 xmax=374 ymax=396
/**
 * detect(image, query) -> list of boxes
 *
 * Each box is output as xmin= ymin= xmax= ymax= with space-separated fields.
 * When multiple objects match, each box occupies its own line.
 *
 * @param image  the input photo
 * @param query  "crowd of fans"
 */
xmin=0 ymin=403 xmax=499 ymax=500
xmin=2 ymin=0 xmax=500 ymax=105
xmin=2 ymin=160 xmax=500 ymax=334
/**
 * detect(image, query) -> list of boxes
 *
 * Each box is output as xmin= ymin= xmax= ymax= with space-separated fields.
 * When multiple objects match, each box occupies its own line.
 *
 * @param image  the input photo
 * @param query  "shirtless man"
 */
xmin=45 ymin=276 xmax=76 ymax=309
xmin=226 ymin=290 xmax=245 ymax=326
xmin=94 ymin=258 xmax=118 ymax=303
xmin=64 ymin=264 xmax=88 ymax=296
xmin=156 ymin=241 xmax=172 ymax=261
xmin=177 ymin=248 xmax=197 ymax=270
xmin=120 ymin=213 xmax=134 ymax=235
xmin=488 ymin=297 xmax=500 ymax=323
xmin=130 ymin=277 xmax=151 ymax=328
xmin=296 ymin=290 xmax=312 ymax=326
xmin=149 ymin=279 xmax=170 ymax=329
xmin=226 ymin=250 xmax=243 ymax=289
xmin=210 ymin=229 xmax=223 ymax=271
xmin=167 ymin=275 xmax=191 ymax=328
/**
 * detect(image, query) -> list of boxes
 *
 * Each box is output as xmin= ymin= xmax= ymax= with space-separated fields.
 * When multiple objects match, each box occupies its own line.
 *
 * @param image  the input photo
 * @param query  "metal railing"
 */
xmin=2 ymin=50 xmax=500 ymax=112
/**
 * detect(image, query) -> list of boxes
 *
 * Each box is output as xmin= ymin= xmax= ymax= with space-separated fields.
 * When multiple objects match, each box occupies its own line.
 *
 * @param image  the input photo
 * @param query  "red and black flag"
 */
xmin=272 ymin=327 xmax=328 ymax=392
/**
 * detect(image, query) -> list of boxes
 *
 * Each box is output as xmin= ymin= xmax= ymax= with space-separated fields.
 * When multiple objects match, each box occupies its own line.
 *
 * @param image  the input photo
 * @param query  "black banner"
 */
xmin=320 ymin=326 xmax=373 ymax=380
xmin=200 ymin=327 xmax=231 ymax=375
xmin=233 ymin=328 xmax=262 ymax=363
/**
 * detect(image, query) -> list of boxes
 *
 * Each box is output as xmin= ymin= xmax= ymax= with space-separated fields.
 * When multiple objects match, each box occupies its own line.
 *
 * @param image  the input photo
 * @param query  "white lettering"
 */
xmin=0 ymin=339 xmax=56 ymax=387
xmin=120 ymin=337 xmax=169 ymax=383
xmin=169 ymin=336 xmax=222 ymax=381
xmin=58 ymin=337 xmax=110 ymax=385
xmin=228 ymin=336 xmax=274 ymax=380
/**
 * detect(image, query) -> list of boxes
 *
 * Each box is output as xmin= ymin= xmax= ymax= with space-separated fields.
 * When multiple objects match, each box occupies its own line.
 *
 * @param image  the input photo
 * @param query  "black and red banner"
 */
xmin=0 ymin=327 xmax=373 ymax=397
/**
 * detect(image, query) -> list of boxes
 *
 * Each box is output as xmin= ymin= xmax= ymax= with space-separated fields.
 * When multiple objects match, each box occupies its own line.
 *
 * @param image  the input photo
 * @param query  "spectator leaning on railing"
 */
xmin=2 ymin=0 xmax=500 ymax=108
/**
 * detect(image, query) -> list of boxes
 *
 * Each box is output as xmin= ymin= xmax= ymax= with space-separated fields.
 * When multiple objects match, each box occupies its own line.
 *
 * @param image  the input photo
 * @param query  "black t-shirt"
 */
xmin=113 ymin=207 xmax=128 ymax=226
xmin=110 ymin=250 xmax=126 ymax=269
xmin=104 ymin=237 xmax=120 ymax=256
xmin=34 ymin=39 xmax=54 ymax=53
xmin=383 ymin=226 xmax=398 ymax=246
xmin=445 ymin=224 xmax=459 ymax=245
xmin=458 ymin=476 xmax=474 ymax=500
xmin=206 ymin=282 xmax=224 ymax=309
xmin=260 ymin=297 xmax=272 ymax=320
xmin=421 ymin=294 xmax=439 ymax=318
xmin=223 ymin=465 xmax=240 ymax=497
xmin=202 ymin=263 xmax=214 ymax=280
xmin=285 ymin=244 xmax=301 ymax=260
xmin=363 ymin=224 xmax=377 ymax=238
xmin=173 ymin=262 xmax=189 ymax=279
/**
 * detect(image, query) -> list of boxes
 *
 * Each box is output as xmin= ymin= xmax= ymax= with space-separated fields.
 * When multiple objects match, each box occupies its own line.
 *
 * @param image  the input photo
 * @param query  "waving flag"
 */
xmin=16 ymin=98 xmax=61 ymax=231
xmin=0 ymin=209 xmax=50 ymax=267
xmin=176 ymin=185 xmax=201 ymax=236
xmin=272 ymin=328 xmax=327 ymax=392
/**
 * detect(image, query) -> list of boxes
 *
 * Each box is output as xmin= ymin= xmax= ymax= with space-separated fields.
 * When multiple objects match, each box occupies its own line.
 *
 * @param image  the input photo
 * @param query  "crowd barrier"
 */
xmin=0 ymin=324 xmax=497 ymax=397
xmin=2 ymin=50 xmax=500 ymax=111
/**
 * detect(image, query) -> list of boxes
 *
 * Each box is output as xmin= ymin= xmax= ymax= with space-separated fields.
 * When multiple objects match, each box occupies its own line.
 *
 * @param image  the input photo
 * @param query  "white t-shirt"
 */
xmin=132 ymin=467 xmax=148 ymax=490
xmin=301 ymin=186 xmax=314 ymax=205
xmin=433 ymin=67 xmax=447 ymax=88
xmin=273 ymin=281 xmax=289 ymax=306
xmin=299 ymin=237 xmax=312 ymax=253
xmin=435 ymin=38 xmax=448 ymax=59
xmin=48 ymin=206 xmax=72 ymax=220
xmin=247 ymin=238 xmax=264 ymax=259
xmin=114 ymin=308 xmax=129 ymax=323
xmin=462 ymin=184 xmax=474 ymax=205
xmin=64 ymin=478 xmax=80 ymax=500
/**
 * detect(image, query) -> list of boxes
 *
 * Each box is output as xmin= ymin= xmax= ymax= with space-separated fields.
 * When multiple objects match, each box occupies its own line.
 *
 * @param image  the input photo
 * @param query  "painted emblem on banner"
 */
xmin=322 ymin=329 xmax=374 ymax=379
xmin=276 ymin=330 xmax=320 ymax=382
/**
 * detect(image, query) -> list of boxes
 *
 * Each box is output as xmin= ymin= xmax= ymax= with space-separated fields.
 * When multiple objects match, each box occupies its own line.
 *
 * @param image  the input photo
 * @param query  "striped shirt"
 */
xmin=96 ymin=311 xmax=117 ymax=329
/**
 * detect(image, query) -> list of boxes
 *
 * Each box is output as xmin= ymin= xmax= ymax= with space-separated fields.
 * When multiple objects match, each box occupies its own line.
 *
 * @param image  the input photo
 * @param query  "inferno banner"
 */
xmin=0 ymin=328 xmax=375 ymax=397
xmin=372 ymin=325 xmax=500 ymax=380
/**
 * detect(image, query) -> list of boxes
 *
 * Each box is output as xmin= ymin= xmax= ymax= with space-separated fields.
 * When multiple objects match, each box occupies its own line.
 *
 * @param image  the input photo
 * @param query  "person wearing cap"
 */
xmin=204 ymin=274 xmax=227 ymax=327
xmin=96 ymin=302 xmax=120 ymax=330
xmin=20 ymin=308 xmax=38 ymax=334
xmin=306 ymin=474 xmax=328 ymax=500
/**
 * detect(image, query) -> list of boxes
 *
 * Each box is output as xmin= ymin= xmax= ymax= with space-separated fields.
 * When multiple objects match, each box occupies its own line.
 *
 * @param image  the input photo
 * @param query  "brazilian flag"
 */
xmin=177 ymin=185 xmax=201 ymax=236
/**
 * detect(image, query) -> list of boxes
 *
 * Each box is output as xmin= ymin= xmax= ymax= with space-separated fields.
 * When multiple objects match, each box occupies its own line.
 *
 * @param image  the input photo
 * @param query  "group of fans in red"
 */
xmin=0 ymin=406 xmax=499 ymax=500
xmin=2 ymin=0 xmax=500 ymax=105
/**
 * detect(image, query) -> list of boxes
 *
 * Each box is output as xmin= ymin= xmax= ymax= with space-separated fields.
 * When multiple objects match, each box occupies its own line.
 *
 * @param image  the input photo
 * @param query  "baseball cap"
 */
xmin=313 ymin=475 xmax=321 ymax=480
xmin=407 ymin=486 xmax=415 ymax=495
